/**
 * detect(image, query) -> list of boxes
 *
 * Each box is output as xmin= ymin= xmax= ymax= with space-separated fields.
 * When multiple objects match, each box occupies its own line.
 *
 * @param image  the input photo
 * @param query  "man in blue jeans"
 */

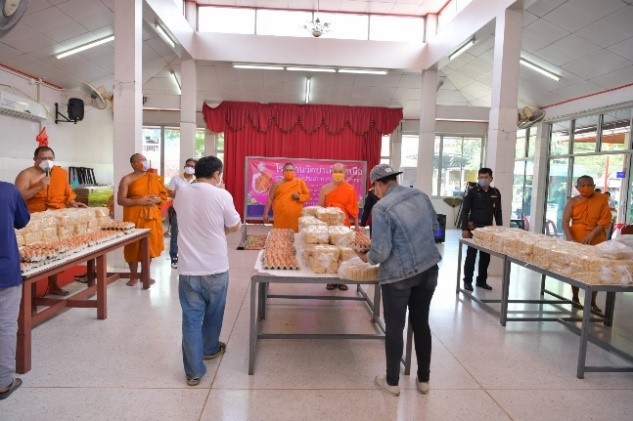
xmin=173 ymin=156 xmax=241 ymax=386
xmin=0 ymin=181 xmax=30 ymax=400
xmin=357 ymin=164 xmax=441 ymax=396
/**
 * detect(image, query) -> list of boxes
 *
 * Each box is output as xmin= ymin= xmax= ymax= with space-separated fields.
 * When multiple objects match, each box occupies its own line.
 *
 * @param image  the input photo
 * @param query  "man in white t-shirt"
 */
xmin=173 ymin=156 xmax=241 ymax=387
xmin=167 ymin=158 xmax=197 ymax=269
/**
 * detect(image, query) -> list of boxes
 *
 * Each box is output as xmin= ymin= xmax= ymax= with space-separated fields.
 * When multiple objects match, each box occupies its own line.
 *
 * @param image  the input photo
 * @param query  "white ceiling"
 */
xmin=1 ymin=0 xmax=632 ymax=120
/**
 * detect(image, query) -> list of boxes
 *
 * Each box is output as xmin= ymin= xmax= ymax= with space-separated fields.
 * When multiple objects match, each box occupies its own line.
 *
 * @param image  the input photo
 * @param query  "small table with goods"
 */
xmin=17 ymin=228 xmax=150 ymax=373
xmin=457 ymin=227 xmax=633 ymax=378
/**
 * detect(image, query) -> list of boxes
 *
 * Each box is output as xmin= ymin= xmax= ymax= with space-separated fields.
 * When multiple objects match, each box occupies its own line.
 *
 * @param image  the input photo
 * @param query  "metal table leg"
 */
xmin=456 ymin=242 xmax=463 ymax=293
xmin=249 ymin=278 xmax=258 ymax=375
xmin=576 ymin=291 xmax=593 ymax=379
xmin=500 ymin=257 xmax=511 ymax=326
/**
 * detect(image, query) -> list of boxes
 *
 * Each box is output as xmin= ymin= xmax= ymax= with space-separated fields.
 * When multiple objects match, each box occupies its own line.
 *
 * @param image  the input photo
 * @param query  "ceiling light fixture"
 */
xmin=233 ymin=64 xmax=284 ymax=70
xmin=305 ymin=0 xmax=330 ymax=38
xmin=55 ymin=35 xmax=115 ymax=59
xmin=287 ymin=66 xmax=336 ymax=73
xmin=155 ymin=23 xmax=176 ymax=48
xmin=338 ymin=69 xmax=388 ymax=75
xmin=520 ymin=58 xmax=560 ymax=81
xmin=448 ymin=38 xmax=475 ymax=61
xmin=305 ymin=77 xmax=311 ymax=104
xmin=170 ymin=71 xmax=181 ymax=95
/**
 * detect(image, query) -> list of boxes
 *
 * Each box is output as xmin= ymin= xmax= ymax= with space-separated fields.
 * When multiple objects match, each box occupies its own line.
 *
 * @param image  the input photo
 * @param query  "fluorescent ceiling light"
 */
xmin=287 ymin=66 xmax=336 ymax=73
xmin=520 ymin=58 xmax=560 ymax=81
xmin=155 ymin=23 xmax=176 ymax=48
xmin=305 ymin=77 xmax=311 ymax=104
xmin=448 ymin=38 xmax=475 ymax=61
xmin=170 ymin=71 xmax=181 ymax=95
xmin=55 ymin=35 xmax=115 ymax=59
xmin=338 ymin=69 xmax=388 ymax=75
xmin=233 ymin=64 xmax=284 ymax=70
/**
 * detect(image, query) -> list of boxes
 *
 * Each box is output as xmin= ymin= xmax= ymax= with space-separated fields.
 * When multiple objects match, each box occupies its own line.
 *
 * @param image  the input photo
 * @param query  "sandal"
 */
xmin=186 ymin=377 xmax=201 ymax=386
xmin=0 ymin=378 xmax=22 ymax=400
xmin=338 ymin=284 xmax=349 ymax=291
xmin=326 ymin=284 xmax=336 ymax=290
xmin=591 ymin=304 xmax=603 ymax=315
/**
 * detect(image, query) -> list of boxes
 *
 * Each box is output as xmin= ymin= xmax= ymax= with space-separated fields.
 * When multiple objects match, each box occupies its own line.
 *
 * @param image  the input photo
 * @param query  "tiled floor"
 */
xmin=3 ymin=227 xmax=633 ymax=420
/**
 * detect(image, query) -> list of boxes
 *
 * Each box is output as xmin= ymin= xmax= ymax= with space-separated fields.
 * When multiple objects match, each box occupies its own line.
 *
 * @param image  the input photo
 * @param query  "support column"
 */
xmin=391 ymin=128 xmax=402 ymax=171
xmin=180 ymin=58 xmax=197 ymax=163
xmin=416 ymin=69 xmax=437 ymax=193
xmin=530 ymin=123 xmax=549 ymax=234
xmin=113 ymin=0 xmax=142 ymax=220
xmin=486 ymin=7 xmax=523 ymax=227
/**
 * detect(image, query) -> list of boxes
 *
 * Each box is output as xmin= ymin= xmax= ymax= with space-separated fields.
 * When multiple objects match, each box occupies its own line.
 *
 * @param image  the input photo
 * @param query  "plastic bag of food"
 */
xmin=338 ymin=256 xmax=379 ymax=281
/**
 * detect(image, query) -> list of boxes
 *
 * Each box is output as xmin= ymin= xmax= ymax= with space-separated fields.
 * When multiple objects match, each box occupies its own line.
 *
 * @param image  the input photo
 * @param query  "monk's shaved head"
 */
xmin=332 ymin=163 xmax=345 ymax=173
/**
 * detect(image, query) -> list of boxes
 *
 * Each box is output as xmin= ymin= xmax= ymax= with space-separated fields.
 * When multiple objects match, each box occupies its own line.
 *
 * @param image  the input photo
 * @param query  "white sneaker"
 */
xmin=417 ymin=380 xmax=430 ymax=394
xmin=374 ymin=375 xmax=400 ymax=396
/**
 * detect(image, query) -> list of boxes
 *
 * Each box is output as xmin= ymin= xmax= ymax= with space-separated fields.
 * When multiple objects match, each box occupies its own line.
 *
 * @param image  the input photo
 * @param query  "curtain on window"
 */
xmin=203 ymin=101 xmax=402 ymax=218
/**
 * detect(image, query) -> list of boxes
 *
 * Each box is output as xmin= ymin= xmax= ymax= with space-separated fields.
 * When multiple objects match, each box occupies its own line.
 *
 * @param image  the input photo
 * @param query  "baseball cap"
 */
xmin=370 ymin=164 xmax=403 ymax=184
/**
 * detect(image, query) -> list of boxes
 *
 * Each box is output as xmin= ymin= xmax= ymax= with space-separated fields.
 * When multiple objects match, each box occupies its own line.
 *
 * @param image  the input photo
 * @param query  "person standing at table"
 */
xmin=0 ymin=181 xmax=30 ymax=400
xmin=460 ymin=167 xmax=502 ymax=292
xmin=319 ymin=162 xmax=360 ymax=291
xmin=117 ymin=153 xmax=168 ymax=287
xmin=167 ymin=158 xmax=197 ymax=269
xmin=15 ymin=146 xmax=87 ymax=296
xmin=173 ymin=156 xmax=241 ymax=386
xmin=262 ymin=162 xmax=310 ymax=232
xmin=562 ymin=175 xmax=612 ymax=314
xmin=356 ymin=164 xmax=441 ymax=396
xmin=360 ymin=187 xmax=379 ymax=236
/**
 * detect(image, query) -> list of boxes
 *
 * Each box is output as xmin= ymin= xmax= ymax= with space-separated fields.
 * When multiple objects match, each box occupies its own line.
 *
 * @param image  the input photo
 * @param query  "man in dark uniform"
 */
xmin=460 ymin=167 xmax=502 ymax=291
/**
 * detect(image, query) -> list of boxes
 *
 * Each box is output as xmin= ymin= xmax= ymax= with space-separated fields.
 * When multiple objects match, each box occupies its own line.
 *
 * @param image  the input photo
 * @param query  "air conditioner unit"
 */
xmin=0 ymin=90 xmax=48 ymax=122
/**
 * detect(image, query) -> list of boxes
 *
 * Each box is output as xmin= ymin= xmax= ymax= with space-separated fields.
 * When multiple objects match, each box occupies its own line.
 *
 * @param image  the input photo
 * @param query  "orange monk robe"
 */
xmin=26 ymin=166 xmax=76 ymax=213
xmin=272 ymin=178 xmax=310 ymax=232
xmin=324 ymin=181 xmax=359 ymax=227
xmin=123 ymin=173 xmax=169 ymax=262
xmin=569 ymin=193 xmax=612 ymax=245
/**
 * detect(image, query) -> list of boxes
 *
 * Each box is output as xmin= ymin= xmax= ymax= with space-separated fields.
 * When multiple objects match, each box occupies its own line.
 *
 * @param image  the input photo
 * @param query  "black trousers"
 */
xmin=381 ymin=265 xmax=438 ymax=385
xmin=463 ymin=246 xmax=490 ymax=285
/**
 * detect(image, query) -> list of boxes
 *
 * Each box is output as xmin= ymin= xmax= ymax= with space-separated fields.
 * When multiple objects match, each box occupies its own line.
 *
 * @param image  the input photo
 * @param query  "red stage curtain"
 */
xmin=203 ymin=101 xmax=403 ymax=218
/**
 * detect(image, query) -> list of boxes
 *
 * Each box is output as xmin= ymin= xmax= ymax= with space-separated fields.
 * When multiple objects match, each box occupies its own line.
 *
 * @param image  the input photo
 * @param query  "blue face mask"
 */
xmin=478 ymin=178 xmax=491 ymax=187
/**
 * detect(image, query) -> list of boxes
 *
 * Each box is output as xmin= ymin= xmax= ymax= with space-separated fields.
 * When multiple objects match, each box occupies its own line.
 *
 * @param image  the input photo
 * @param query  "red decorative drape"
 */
xmin=203 ymin=101 xmax=403 ymax=218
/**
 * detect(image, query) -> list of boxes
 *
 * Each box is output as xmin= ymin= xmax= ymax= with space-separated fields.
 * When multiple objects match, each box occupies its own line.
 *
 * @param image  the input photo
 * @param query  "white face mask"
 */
xmin=184 ymin=167 xmax=195 ymax=175
xmin=141 ymin=160 xmax=150 ymax=172
xmin=39 ymin=160 xmax=54 ymax=172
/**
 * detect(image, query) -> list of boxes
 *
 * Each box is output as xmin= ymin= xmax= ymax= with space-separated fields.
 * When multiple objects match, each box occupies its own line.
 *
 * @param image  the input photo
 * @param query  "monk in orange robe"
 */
xmin=562 ymin=175 xmax=612 ymax=314
xmin=15 ymin=146 xmax=88 ymax=295
xmin=263 ymin=162 xmax=310 ymax=232
xmin=319 ymin=162 xmax=360 ymax=291
xmin=117 ymin=153 xmax=168 ymax=287
xmin=252 ymin=162 xmax=272 ymax=194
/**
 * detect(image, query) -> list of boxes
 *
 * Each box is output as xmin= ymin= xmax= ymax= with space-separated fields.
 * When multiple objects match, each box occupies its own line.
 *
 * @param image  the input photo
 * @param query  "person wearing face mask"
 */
xmin=460 ymin=167 xmax=502 ymax=292
xmin=356 ymin=164 xmax=441 ymax=396
xmin=562 ymin=175 xmax=612 ymax=314
xmin=262 ymin=162 xmax=310 ymax=232
xmin=15 ymin=146 xmax=87 ymax=296
xmin=167 ymin=158 xmax=198 ymax=269
xmin=318 ymin=162 xmax=361 ymax=291
xmin=117 ymin=153 xmax=169 ymax=287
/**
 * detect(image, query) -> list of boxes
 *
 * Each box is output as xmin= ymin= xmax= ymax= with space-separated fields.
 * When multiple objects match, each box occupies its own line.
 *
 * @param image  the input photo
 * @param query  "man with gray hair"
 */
xmin=357 ymin=164 xmax=441 ymax=397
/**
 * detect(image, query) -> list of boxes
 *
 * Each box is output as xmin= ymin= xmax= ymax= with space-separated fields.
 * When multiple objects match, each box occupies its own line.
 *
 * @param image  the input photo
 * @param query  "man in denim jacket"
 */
xmin=357 ymin=164 xmax=441 ymax=397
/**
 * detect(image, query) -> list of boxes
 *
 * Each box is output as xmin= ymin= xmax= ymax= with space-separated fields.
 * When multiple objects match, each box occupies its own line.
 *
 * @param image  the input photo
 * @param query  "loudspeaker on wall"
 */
xmin=68 ymin=98 xmax=84 ymax=121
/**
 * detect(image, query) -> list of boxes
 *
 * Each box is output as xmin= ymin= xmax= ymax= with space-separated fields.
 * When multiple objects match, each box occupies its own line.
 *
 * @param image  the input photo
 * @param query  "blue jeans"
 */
xmin=169 ymin=209 xmax=178 ymax=260
xmin=0 ymin=284 xmax=21 ymax=389
xmin=178 ymin=272 xmax=229 ymax=379
xmin=381 ymin=266 xmax=437 ymax=386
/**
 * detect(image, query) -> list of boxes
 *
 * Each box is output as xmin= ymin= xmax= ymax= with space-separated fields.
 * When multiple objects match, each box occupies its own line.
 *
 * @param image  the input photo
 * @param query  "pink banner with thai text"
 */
xmin=244 ymin=156 xmax=367 ymax=219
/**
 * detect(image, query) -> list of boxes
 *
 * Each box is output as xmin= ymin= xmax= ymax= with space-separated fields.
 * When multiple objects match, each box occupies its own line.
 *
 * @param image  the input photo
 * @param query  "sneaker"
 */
xmin=204 ymin=342 xmax=226 ymax=360
xmin=170 ymin=257 xmax=178 ymax=269
xmin=374 ymin=375 xmax=400 ymax=396
xmin=417 ymin=380 xmax=430 ymax=394
xmin=464 ymin=283 xmax=473 ymax=292
xmin=186 ymin=377 xmax=201 ymax=386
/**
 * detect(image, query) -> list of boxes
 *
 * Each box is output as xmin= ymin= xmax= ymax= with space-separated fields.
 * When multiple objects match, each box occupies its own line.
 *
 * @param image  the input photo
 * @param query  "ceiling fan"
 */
xmin=0 ymin=0 xmax=31 ymax=38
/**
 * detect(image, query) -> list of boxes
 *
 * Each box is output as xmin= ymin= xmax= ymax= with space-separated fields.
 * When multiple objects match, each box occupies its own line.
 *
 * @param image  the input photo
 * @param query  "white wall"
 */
xmin=0 ymin=69 xmax=115 ymax=186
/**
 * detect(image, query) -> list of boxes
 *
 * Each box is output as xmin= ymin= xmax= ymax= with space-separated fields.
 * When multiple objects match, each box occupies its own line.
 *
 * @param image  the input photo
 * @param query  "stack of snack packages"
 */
xmin=471 ymin=226 xmax=633 ymax=285
xmin=298 ymin=206 xmax=378 ymax=281
xmin=15 ymin=207 xmax=129 ymax=271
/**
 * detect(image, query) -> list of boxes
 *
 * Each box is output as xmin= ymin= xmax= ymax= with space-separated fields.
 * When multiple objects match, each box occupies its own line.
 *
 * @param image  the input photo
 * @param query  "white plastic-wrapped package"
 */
xmin=298 ymin=215 xmax=326 ymax=231
xmin=316 ymin=207 xmax=345 ymax=226
xmin=308 ymin=252 xmax=339 ymax=274
xmin=595 ymin=239 xmax=633 ymax=260
xmin=302 ymin=206 xmax=322 ymax=217
xmin=329 ymin=226 xmax=354 ymax=246
xmin=300 ymin=225 xmax=330 ymax=244
xmin=338 ymin=256 xmax=379 ymax=281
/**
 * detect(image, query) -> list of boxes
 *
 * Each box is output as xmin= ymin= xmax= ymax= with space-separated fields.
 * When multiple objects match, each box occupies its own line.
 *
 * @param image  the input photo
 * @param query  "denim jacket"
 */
xmin=367 ymin=184 xmax=442 ymax=285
